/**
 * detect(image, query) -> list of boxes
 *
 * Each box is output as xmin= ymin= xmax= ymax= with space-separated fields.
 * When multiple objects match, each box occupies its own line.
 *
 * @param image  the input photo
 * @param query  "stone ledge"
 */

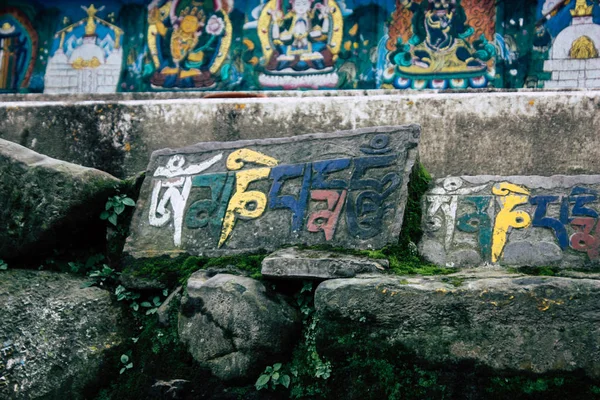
xmin=261 ymin=247 xmax=388 ymax=280
xmin=315 ymin=273 xmax=600 ymax=378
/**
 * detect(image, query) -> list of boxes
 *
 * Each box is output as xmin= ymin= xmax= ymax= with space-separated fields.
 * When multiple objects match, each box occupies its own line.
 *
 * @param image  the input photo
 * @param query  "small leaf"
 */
xmin=152 ymin=296 xmax=161 ymax=306
xmin=105 ymin=201 xmax=113 ymax=211
xmin=120 ymin=367 xmax=126 ymax=375
xmin=115 ymin=285 xmax=125 ymax=295
xmin=265 ymin=366 xmax=273 ymax=373
xmin=131 ymin=337 xmax=139 ymax=343
xmin=281 ymin=374 xmax=291 ymax=388
xmin=80 ymin=281 xmax=94 ymax=288
xmin=162 ymin=289 xmax=169 ymax=297
xmin=272 ymin=372 xmax=280 ymax=381
xmin=273 ymin=363 xmax=282 ymax=371
xmin=120 ymin=354 xmax=129 ymax=364
xmin=108 ymin=213 xmax=118 ymax=226
xmin=141 ymin=301 xmax=152 ymax=308
xmin=126 ymin=363 xmax=133 ymax=369
xmin=146 ymin=308 xmax=157 ymax=315
xmin=255 ymin=374 xmax=270 ymax=389
xmin=100 ymin=211 xmax=109 ymax=220
xmin=132 ymin=302 xmax=139 ymax=311
xmin=122 ymin=198 xmax=136 ymax=207
xmin=114 ymin=204 xmax=125 ymax=215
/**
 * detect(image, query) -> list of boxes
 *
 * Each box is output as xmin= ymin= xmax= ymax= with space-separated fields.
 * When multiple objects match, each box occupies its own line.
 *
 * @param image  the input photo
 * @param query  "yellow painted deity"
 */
xmin=146 ymin=0 xmax=232 ymax=89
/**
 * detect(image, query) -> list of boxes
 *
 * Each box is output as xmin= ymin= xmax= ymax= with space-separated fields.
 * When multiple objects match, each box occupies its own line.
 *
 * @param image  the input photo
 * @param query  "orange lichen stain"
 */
xmin=490 ymin=301 xmax=499 ymax=306
xmin=391 ymin=292 xmax=397 ymax=296
xmin=538 ymin=298 xmax=563 ymax=311
xmin=528 ymin=100 xmax=535 ymax=106
xmin=407 ymin=101 xmax=414 ymax=106
xmin=234 ymin=104 xmax=246 ymax=110
xmin=479 ymin=290 xmax=488 ymax=297
xmin=509 ymin=295 xmax=515 ymax=300
xmin=436 ymin=288 xmax=448 ymax=294
xmin=382 ymin=289 xmax=388 ymax=294
xmin=124 ymin=142 xmax=131 ymax=152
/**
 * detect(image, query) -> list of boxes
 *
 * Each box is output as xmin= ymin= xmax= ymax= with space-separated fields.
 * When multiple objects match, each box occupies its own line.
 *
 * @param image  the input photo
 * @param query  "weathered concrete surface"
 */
xmin=125 ymin=125 xmax=419 ymax=257
xmin=315 ymin=273 xmax=600 ymax=378
xmin=261 ymin=247 xmax=388 ymax=279
xmin=0 ymin=269 xmax=122 ymax=399
xmin=420 ymin=175 xmax=600 ymax=269
xmin=1 ymin=90 xmax=599 ymax=179
xmin=0 ymin=139 xmax=120 ymax=261
xmin=178 ymin=273 xmax=300 ymax=381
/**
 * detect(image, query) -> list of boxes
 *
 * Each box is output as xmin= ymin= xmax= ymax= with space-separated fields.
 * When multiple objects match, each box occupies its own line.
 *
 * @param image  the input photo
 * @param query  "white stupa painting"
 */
xmin=44 ymin=4 xmax=124 ymax=94
xmin=544 ymin=0 xmax=600 ymax=89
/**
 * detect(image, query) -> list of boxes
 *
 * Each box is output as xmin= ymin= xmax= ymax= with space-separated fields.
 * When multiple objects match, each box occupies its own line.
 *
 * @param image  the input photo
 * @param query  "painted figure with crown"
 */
xmin=384 ymin=0 xmax=496 ymax=89
xmin=257 ymin=0 xmax=343 ymax=89
xmin=147 ymin=0 xmax=232 ymax=89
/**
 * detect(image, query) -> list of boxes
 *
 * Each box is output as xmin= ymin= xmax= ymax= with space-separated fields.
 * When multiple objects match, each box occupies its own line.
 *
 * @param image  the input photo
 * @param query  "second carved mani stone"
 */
xmin=420 ymin=175 xmax=600 ymax=269
xmin=125 ymin=125 xmax=420 ymax=257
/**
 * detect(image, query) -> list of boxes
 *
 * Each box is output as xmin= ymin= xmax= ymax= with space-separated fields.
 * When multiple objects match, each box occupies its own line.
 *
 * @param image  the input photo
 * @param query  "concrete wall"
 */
xmin=1 ymin=89 xmax=599 ymax=179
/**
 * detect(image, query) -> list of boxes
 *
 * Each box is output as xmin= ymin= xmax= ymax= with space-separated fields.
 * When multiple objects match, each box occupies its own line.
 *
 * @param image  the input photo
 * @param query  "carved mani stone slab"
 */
xmin=125 ymin=125 xmax=420 ymax=258
xmin=419 ymin=175 xmax=600 ymax=269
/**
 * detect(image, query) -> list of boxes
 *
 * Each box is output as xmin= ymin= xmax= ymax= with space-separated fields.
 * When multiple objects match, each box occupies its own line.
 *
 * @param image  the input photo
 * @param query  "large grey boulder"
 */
xmin=0 ymin=139 xmax=120 ymax=260
xmin=315 ymin=272 xmax=600 ymax=378
xmin=178 ymin=273 xmax=300 ymax=381
xmin=0 ymin=269 xmax=122 ymax=399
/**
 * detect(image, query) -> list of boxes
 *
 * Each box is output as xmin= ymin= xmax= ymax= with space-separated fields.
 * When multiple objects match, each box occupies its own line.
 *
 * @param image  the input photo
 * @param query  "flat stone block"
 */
xmin=420 ymin=175 xmax=600 ymax=269
xmin=587 ymin=69 xmax=600 ymax=79
xmin=587 ymin=58 xmax=600 ymax=70
xmin=315 ymin=274 xmax=600 ymax=378
xmin=261 ymin=247 xmax=388 ymax=279
xmin=585 ymin=78 xmax=600 ymax=88
xmin=558 ymin=70 xmax=580 ymax=80
xmin=126 ymin=125 xmax=420 ymax=258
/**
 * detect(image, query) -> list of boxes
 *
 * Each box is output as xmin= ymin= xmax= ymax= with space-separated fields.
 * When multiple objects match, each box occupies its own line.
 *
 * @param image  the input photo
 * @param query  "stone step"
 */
xmin=315 ymin=272 xmax=600 ymax=378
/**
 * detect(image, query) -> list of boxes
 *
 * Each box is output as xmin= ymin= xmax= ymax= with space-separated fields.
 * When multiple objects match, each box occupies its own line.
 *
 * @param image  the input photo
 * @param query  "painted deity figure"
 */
xmin=267 ymin=0 xmax=333 ymax=71
xmin=147 ymin=0 xmax=232 ymax=89
xmin=257 ymin=0 xmax=343 ymax=88
xmin=386 ymin=0 xmax=496 ymax=89
xmin=0 ymin=19 xmax=31 ymax=91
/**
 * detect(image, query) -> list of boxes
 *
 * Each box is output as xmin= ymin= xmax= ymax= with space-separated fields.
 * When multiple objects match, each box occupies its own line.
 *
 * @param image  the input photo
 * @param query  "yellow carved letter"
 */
xmin=218 ymin=149 xmax=279 ymax=247
xmin=491 ymin=182 xmax=532 ymax=262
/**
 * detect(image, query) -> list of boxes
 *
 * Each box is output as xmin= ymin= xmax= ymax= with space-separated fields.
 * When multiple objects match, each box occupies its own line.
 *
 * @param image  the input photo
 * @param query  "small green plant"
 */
xmin=119 ymin=354 xmax=133 ymax=374
xmin=68 ymin=253 xmax=105 ymax=274
xmin=82 ymin=264 xmax=119 ymax=288
xmin=0 ymin=260 xmax=7 ymax=271
xmin=101 ymin=194 xmax=136 ymax=226
xmin=115 ymin=285 xmax=142 ymax=310
xmin=255 ymin=363 xmax=291 ymax=391
xmin=140 ymin=296 xmax=163 ymax=315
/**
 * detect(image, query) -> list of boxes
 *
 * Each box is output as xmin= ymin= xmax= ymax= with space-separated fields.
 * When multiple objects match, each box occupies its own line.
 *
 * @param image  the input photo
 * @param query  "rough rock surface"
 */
xmin=0 ymin=139 xmax=120 ymax=260
xmin=315 ymin=272 xmax=600 ymax=378
xmin=178 ymin=273 xmax=300 ymax=381
xmin=261 ymin=247 xmax=388 ymax=279
xmin=0 ymin=269 xmax=122 ymax=399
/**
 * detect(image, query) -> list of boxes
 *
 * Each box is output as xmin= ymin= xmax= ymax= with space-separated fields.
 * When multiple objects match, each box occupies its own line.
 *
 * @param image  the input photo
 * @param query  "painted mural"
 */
xmin=1 ymin=0 xmax=599 ymax=93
